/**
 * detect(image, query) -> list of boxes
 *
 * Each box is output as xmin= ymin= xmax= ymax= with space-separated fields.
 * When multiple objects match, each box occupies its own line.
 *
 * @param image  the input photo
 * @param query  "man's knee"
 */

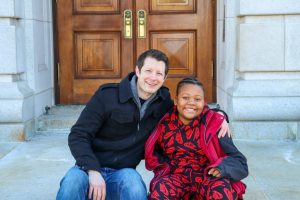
xmin=57 ymin=166 xmax=89 ymax=199
xmin=61 ymin=166 xmax=88 ymax=187
xmin=117 ymin=168 xmax=147 ymax=199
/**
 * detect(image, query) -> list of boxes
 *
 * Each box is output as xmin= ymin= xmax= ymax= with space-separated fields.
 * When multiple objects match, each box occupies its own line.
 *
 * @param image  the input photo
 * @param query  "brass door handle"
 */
xmin=124 ymin=9 xmax=132 ymax=39
xmin=137 ymin=10 xmax=146 ymax=38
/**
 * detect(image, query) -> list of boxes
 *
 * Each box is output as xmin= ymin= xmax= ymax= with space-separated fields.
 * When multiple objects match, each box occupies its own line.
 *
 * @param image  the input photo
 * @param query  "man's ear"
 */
xmin=135 ymin=66 xmax=140 ymax=76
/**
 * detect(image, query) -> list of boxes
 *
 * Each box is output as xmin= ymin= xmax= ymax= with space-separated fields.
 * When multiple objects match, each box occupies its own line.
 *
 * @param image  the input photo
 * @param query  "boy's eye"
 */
xmin=180 ymin=96 xmax=202 ymax=103
xmin=182 ymin=97 xmax=189 ymax=101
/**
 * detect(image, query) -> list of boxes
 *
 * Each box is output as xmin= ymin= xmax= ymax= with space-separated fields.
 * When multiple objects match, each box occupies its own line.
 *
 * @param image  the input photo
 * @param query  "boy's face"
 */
xmin=175 ymin=84 xmax=205 ymax=125
xmin=135 ymin=57 xmax=166 ymax=100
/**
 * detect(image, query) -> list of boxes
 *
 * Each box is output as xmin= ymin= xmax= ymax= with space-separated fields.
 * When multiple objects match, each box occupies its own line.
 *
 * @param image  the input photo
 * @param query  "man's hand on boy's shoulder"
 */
xmin=217 ymin=115 xmax=231 ymax=138
xmin=209 ymin=107 xmax=231 ymax=138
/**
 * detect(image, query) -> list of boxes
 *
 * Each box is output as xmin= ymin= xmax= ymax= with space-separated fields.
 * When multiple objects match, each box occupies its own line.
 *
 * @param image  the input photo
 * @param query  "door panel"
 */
xmin=74 ymin=0 xmax=120 ymax=13
xmin=150 ymin=0 xmax=196 ymax=13
xmin=151 ymin=31 xmax=196 ymax=77
xmin=57 ymin=0 xmax=214 ymax=104
xmin=57 ymin=0 xmax=133 ymax=104
xmin=136 ymin=0 xmax=214 ymax=100
xmin=75 ymin=31 xmax=121 ymax=78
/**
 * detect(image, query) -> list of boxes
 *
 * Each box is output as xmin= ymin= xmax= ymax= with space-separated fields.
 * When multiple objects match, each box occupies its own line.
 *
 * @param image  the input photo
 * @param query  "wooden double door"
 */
xmin=57 ymin=0 xmax=215 ymax=104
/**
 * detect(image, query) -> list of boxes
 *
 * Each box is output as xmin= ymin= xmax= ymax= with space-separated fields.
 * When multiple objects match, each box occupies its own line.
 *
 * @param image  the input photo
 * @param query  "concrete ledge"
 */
xmin=0 ymin=124 xmax=25 ymax=141
xmin=231 ymin=96 xmax=300 ymax=121
xmin=231 ymin=79 xmax=300 ymax=97
xmin=228 ymin=79 xmax=300 ymax=121
xmin=231 ymin=121 xmax=298 ymax=140
xmin=0 ymin=119 xmax=35 ymax=142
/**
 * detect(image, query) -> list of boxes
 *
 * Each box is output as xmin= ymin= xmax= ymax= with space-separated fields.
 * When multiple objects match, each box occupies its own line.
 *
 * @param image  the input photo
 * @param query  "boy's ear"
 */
xmin=174 ymin=96 xmax=178 ymax=105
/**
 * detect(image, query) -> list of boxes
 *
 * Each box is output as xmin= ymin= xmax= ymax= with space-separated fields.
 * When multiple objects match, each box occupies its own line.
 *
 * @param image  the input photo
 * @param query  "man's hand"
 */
xmin=208 ymin=167 xmax=221 ymax=178
xmin=218 ymin=120 xmax=231 ymax=138
xmin=88 ymin=170 xmax=106 ymax=200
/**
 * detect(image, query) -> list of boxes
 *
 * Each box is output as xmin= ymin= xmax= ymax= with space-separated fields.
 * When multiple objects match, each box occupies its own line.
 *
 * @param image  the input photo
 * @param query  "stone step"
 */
xmin=36 ymin=105 xmax=85 ymax=131
xmin=1 ymin=133 xmax=299 ymax=199
xmin=36 ymin=104 xmax=221 ymax=132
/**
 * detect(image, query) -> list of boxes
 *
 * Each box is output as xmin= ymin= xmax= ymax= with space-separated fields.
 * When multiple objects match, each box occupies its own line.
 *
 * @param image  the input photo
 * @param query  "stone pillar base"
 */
xmin=227 ymin=79 xmax=300 ymax=140
xmin=0 ymin=81 xmax=34 ymax=142
xmin=0 ymin=120 xmax=35 ymax=142
xmin=231 ymin=121 xmax=298 ymax=140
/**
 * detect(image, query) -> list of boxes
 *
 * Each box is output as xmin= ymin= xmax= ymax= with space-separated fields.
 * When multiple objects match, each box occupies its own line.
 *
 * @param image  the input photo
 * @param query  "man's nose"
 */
xmin=150 ymin=72 xmax=159 ymax=79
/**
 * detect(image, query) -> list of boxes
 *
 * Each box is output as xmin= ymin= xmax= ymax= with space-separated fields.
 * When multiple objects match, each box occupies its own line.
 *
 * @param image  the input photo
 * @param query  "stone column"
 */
xmin=217 ymin=0 xmax=300 ymax=139
xmin=0 ymin=0 xmax=34 ymax=141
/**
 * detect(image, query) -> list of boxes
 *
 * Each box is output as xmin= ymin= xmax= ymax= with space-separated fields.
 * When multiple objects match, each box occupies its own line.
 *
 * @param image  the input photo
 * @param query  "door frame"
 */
xmin=52 ymin=0 xmax=60 ymax=104
xmin=52 ymin=0 xmax=217 ymax=104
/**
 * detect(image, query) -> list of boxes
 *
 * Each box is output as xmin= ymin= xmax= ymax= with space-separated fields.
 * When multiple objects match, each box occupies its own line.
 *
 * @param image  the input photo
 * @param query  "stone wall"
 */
xmin=217 ymin=0 xmax=300 ymax=139
xmin=0 ymin=0 xmax=54 ymax=141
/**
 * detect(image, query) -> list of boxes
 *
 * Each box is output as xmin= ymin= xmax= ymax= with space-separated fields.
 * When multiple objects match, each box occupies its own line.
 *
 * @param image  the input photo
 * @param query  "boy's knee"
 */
xmin=206 ymin=178 xmax=236 ymax=199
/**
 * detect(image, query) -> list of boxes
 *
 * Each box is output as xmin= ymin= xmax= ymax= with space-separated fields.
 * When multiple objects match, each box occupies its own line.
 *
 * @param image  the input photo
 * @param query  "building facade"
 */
xmin=0 ymin=0 xmax=299 ymax=141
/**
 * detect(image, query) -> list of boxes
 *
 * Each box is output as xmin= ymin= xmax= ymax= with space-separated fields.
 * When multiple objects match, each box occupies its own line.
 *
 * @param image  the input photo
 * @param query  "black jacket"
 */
xmin=68 ymin=73 xmax=173 ymax=171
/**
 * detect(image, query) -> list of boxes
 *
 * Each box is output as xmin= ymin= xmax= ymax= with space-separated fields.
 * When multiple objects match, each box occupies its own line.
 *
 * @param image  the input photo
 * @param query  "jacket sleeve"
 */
xmin=217 ymin=135 xmax=248 ymax=181
xmin=145 ymin=122 xmax=171 ymax=181
xmin=68 ymin=89 xmax=106 ymax=172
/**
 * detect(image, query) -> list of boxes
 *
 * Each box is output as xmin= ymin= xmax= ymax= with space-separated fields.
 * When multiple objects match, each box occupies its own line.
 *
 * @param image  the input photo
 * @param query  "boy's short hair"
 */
xmin=136 ymin=49 xmax=169 ymax=76
xmin=176 ymin=77 xmax=204 ymax=95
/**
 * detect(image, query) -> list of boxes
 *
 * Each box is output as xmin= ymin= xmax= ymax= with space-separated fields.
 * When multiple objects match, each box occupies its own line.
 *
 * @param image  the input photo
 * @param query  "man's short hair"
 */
xmin=136 ymin=49 xmax=169 ymax=75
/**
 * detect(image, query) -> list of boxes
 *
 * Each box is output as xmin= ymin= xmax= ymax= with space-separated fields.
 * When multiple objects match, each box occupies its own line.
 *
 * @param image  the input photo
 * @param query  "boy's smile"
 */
xmin=175 ymin=84 xmax=205 ymax=125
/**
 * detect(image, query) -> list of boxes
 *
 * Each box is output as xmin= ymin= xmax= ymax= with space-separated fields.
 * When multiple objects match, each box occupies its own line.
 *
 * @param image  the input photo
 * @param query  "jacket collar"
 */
xmin=119 ymin=72 xmax=135 ymax=103
xmin=119 ymin=72 xmax=169 ymax=103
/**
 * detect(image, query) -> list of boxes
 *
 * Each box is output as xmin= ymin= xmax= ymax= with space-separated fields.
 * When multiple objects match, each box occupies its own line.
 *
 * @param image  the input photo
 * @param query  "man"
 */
xmin=56 ymin=49 xmax=230 ymax=200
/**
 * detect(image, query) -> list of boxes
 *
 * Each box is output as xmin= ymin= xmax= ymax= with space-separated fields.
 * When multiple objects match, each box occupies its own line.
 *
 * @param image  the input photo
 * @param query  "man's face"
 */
xmin=135 ymin=57 xmax=166 ymax=99
xmin=175 ymin=84 xmax=205 ymax=125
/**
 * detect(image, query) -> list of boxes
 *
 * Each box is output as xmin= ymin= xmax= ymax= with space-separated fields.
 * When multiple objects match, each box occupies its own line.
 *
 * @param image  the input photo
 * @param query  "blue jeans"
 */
xmin=56 ymin=165 xmax=147 ymax=200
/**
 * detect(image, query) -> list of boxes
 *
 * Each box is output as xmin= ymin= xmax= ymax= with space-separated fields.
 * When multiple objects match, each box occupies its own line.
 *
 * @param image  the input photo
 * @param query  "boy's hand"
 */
xmin=208 ymin=167 xmax=221 ymax=178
